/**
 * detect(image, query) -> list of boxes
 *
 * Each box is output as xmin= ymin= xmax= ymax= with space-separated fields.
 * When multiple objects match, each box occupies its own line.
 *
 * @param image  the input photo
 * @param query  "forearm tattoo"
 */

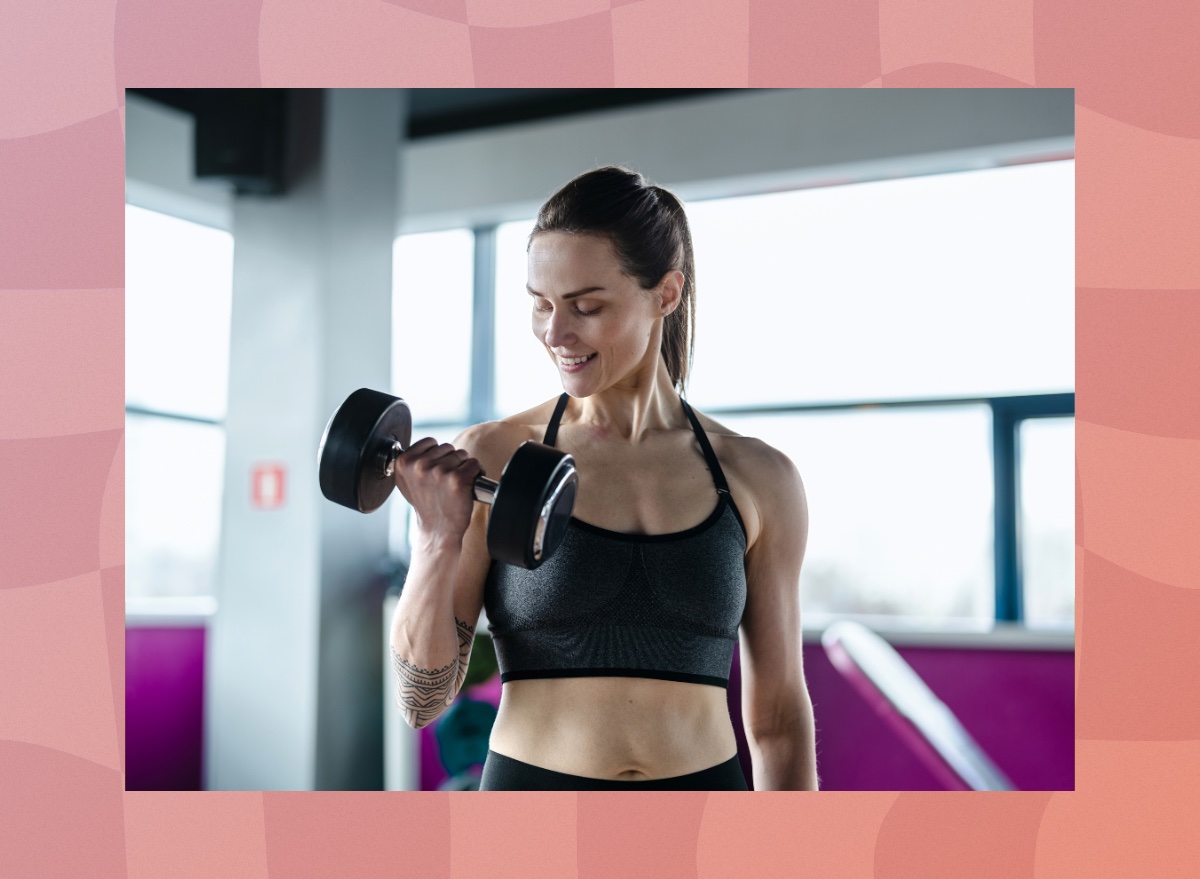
xmin=454 ymin=617 xmax=474 ymax=694
xmin=391 ymin=617 xmax=475 ymax=729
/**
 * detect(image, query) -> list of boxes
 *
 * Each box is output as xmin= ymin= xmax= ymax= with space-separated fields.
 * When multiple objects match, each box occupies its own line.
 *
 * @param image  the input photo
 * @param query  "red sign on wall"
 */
xmin=251 ymin=463 xmax=287 ymax=510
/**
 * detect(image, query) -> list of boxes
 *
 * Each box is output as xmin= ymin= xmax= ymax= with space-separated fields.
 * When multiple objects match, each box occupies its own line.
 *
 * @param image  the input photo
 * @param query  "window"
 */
xmin=126 ymin=205 xmax=234 ymax=421
xmin=685 ymin=161 xmax=1074 ymax=409
xmin=1019 ymin=417 xmax=1075 ymax=628
xmin=391 ymin=230 xmax=474 ymax=423
xmin=125 ymin=204 xmax=234 ymax=601
xmin=720 ymin=406 xmax=995 ymax=623
xmin=126 ymin=414 xmax=226 ymax=600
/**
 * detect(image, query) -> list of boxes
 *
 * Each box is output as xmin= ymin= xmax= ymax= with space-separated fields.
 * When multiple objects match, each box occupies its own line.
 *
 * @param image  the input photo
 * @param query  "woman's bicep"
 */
xmin=739 ymin=450 xmax=810 ymax=738
xmin=452 ymin=499 xmax=491 ymax=639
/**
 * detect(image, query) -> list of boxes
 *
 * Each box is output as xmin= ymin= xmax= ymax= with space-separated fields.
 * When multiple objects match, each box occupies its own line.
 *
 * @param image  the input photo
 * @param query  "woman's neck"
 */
xmin=570 ymin=357 xmax=682 ymax=444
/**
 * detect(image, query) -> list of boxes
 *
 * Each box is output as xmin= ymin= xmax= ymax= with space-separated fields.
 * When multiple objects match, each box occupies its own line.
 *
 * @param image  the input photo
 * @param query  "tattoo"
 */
xmin=455 ymin=617 xmax=475 ymax=694
xmin=392 ymin=651 xmax=456 ymax=729
xmin=391 ymin=616 xmax=476 ymax=729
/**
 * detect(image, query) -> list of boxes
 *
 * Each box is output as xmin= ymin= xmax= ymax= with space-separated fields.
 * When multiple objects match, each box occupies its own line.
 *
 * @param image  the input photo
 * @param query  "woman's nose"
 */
xmin=542 ymin=308 xmax=575 ymax=348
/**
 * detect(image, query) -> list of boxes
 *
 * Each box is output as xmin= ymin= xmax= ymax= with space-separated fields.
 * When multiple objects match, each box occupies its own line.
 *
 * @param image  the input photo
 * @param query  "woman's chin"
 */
xmin=560 ymin=376 xmax=591 ymax=393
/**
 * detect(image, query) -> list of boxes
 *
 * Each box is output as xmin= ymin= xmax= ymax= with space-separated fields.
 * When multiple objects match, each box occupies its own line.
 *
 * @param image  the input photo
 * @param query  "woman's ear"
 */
xmin=659 ymin=270 xmax=684 ymax=316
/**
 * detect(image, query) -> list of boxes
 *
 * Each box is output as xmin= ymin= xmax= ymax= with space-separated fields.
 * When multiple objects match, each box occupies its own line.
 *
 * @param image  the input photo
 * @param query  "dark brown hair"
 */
xmin=530 ymin=166 xmax=696 ymax=394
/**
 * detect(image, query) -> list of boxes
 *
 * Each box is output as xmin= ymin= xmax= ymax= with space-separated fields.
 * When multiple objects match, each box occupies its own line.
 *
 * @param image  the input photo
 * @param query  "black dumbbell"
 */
xmin=317 ymin=388 xmax=578 ymax=569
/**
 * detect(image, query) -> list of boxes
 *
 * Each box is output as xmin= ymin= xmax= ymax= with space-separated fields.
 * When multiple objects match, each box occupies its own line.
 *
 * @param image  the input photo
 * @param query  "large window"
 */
xmin=391 ymin=230 xmax=475 ymax=424
xmin=125 ymin=204 xmax=234 ymax=602
xmin=686 ymin=161 xmax=1074 ymax=409
xmin=721 ymin=406 xmax=996 ymax=623
xmin=1019 ymin=416 xmax=1075 ymax=628
xmin=125 ymin=414 xmax=226 ymax=600
xmin=396 ymin=160 xmax=1075 ymax=629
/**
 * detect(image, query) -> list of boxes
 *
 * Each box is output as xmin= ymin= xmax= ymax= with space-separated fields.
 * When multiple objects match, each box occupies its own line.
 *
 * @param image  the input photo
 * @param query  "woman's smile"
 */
xmin=557 ymin=352 xmax=598 ymax=372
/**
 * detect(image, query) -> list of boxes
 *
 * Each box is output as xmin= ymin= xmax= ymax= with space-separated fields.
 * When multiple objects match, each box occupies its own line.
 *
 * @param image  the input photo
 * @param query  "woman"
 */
xmin=389 ymin=166 xmax=817 ymax=790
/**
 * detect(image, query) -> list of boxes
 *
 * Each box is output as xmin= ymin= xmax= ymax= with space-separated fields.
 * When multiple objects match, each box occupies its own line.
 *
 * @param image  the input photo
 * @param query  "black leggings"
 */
xmin=478 ymin=750 xmax=749 ymax=791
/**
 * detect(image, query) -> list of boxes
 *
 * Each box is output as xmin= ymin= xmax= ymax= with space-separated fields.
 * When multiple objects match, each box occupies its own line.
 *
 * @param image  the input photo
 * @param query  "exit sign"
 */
xmin=251 ymin=463 xmax=287 ymax=510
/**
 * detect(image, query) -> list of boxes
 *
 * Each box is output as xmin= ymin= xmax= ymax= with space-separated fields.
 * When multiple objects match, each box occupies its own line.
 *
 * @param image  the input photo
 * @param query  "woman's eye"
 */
xmin=532 ymin=302 xmax=600 ymax=316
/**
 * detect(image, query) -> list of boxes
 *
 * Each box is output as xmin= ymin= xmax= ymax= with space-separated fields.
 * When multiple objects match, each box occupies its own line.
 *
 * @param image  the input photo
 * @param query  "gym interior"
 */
xmin=124 ymin=88 xmax=1076 ymax=792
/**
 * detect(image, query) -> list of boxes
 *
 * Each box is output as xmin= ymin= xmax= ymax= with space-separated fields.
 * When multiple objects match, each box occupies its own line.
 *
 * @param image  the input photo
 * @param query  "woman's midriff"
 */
xmin=486 ymin=677 xmax=739 ymax=780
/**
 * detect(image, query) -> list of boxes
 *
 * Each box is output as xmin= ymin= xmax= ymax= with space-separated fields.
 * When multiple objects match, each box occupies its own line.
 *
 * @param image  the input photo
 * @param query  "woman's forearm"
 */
xmin=747 ymin=700 xmax=819 ymax=791
xmin=389 ymin=538 xmax=473 ymax=729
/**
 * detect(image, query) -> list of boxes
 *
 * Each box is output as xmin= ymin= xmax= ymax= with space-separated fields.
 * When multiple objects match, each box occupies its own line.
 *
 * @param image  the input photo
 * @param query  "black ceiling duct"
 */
xmin=192 ymin=90 xmax=289 ymax=196
xmin=130 ymin=89 xmax=292 ymax=195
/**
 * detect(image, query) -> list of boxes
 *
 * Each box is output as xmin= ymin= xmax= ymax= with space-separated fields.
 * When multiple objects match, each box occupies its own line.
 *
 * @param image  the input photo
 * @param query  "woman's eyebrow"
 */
xmin=526 ymin=285 xmax=606 ymax=300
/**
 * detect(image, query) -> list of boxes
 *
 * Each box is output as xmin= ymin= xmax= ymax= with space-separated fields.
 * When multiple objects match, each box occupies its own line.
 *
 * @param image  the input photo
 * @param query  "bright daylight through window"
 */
xmin=125 ymin=204 xmax=233 ymax=602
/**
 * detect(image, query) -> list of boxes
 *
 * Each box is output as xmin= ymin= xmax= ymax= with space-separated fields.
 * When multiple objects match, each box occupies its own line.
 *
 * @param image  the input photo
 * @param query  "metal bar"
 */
xmin=992 ymin=400 xmax=1022 ymax=622
xmin=470 ymin=225 xmax=497 ymax=424
xmin=124 ymin=405 xmax=223 ymax=426
xmin=410 ymin=420 xmax=471 ymax=432
xmin=696 ymin=392 xmax=1074 ymax=419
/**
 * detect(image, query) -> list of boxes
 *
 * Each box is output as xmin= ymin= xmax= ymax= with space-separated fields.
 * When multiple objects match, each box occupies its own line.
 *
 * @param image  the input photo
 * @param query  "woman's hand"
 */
xmin=391 ymin=437 xmax=484 ymax=550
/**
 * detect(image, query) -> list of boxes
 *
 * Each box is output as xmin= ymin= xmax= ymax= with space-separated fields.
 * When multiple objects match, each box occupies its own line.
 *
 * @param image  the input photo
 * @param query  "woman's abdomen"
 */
xmin=487 ymin=677 xmax=738 ymax=780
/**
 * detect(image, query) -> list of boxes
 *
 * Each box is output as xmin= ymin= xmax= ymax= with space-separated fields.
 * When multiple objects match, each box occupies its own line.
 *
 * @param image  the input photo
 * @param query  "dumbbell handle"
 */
xmin=380 ymin=439 xmax=499 ymax=505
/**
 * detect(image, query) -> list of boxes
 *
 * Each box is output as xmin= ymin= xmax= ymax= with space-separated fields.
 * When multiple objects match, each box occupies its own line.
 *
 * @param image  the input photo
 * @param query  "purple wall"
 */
xmin=805 ymin=643 xmax=1075 ymax=791
xmin=127 ymin=626 xmax=1073 ymax=792
xmin=126 ymin=626 xmax=206 ymax=791
xmin=418 ymin=643 xmax=1075 ymax=791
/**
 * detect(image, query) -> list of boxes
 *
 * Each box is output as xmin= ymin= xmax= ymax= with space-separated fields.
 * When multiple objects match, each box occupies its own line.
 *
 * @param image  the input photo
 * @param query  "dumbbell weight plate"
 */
xmin=487 ymin=441 xmax=578 ymax=569
xmin=318 ymin=388 xmax=412 ymax=513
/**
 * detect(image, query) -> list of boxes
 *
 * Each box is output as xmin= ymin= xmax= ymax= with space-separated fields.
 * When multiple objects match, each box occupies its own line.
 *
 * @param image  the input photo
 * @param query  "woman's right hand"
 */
xmin=391 ymin=437 xmax=484 ymax=549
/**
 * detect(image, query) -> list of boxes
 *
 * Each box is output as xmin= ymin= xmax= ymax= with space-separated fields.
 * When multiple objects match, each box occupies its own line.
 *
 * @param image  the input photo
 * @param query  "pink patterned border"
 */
xmin=2 ymin=0 xmax=1199 ymax=875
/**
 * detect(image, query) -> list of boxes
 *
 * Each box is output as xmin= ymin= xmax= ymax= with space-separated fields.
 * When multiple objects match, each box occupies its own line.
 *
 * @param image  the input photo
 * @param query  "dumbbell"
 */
xmin=317 ymin=388 xmax=578 ymax=569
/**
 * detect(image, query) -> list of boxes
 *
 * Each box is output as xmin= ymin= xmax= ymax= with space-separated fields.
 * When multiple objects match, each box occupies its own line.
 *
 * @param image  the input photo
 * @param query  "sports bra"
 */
xmin=483 ymin=392 xmax=749 ymax=689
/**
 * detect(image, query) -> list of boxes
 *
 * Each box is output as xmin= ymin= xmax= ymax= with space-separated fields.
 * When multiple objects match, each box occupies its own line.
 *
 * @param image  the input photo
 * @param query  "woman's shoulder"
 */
xmin=689 ymin=407 xmax=800 ymax=484
xmin=453 ymin=398 xmax=562 ymax=474
xmin=688 ymin=407 xmax=806 ymax=541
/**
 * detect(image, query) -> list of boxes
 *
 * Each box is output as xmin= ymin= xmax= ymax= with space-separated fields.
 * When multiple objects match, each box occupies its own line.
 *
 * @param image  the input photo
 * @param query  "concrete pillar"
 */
xmin=207 ymin=89 xmax=404 ymax=791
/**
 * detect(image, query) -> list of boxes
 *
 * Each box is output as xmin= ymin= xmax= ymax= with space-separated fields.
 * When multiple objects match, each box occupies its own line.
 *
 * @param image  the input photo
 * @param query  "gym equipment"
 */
xmin=821 ymin=620 xmax=1016 ymax=791
xmin=318 ymin=388 xmax=578 ymax=569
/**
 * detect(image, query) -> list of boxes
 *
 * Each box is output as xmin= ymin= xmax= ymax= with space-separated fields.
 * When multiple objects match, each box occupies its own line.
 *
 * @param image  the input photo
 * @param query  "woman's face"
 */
xmin=527 ymin=232 xmax=664 ymax=396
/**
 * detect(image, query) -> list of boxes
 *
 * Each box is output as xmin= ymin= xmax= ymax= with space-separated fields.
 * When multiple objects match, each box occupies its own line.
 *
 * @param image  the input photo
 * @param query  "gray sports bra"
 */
xmin=483 ymin=393 xmax=749 ymax=688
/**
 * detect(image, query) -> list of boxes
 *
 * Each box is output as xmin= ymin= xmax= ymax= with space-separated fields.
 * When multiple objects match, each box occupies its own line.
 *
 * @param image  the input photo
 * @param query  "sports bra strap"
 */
xmin=679 ymin=396 xmax=732 ymax=494
xmin=543 ymin=392 xmax=570 ymax=445
xmin=544 ymin=392 xmax=732 ymax=494
xmin=541 ymin=391 xmax=746 ymax=539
